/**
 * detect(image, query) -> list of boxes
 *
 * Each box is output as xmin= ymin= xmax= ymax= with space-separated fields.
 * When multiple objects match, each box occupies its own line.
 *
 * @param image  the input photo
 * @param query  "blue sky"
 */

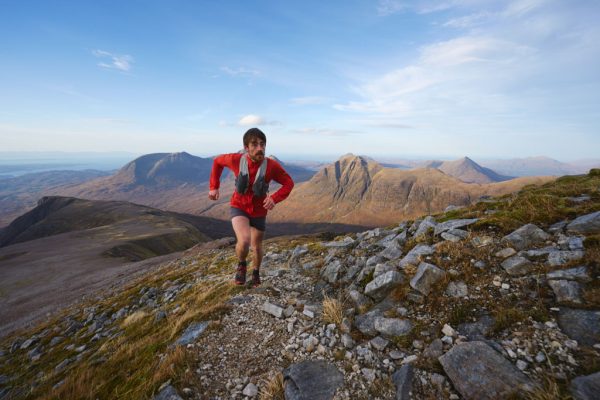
xmin=1 ymin=0 xmax=599 ymax=160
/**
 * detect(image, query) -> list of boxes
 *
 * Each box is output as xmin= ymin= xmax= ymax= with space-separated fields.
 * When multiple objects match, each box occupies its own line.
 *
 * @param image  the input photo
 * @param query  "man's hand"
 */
xmin=263 ymin=195 xmax=275 ymax=210
xmin=208 ymin=189 xmax=219 ymax=201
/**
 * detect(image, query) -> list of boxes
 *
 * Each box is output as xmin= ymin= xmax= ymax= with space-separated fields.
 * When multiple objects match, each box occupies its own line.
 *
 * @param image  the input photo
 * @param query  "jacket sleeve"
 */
xmin=269 ymin=160 xmax=294 ymax=203
xmin=209 ymin=153 xmax=237 ymax=190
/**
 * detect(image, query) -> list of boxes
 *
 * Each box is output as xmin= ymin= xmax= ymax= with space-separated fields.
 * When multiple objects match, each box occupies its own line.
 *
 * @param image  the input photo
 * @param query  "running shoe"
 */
xmin=234 ymin=263 xmax=247 ymax=285
xmin=250 ymin=269 xmax=261 ymax=287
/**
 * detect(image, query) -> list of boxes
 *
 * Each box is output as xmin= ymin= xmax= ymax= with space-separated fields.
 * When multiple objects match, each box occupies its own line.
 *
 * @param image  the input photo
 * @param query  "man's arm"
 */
xmin=208 ymin=153 xmax=237 ymax=201
xmin=268 ymin=160 xmax=294 ymax=204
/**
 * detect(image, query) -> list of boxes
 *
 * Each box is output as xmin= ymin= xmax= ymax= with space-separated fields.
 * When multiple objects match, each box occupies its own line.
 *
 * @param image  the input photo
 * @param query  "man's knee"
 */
xmin=237 ymin=238 xmax=251 ymax=252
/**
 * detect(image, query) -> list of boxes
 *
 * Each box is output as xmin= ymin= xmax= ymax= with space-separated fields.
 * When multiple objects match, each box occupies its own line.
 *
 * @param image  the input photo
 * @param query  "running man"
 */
xmin=208 ymin=128 xmax=294 ymax=286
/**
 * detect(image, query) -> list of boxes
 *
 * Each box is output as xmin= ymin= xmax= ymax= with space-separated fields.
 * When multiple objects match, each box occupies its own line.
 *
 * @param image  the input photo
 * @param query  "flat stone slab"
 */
xmin=558 ymin=308 xmax=600 ymax=346
xmin=175 ymin=321 xmax=209 ymax=346
xmin=548 ymin=250 xmax=585 ymax=266
xmin=570 ymin=371 xmax=600 ymax=400
xmin=283 ymin=360 xmax=344 ymax=400
xmin=365 ymin=270 xmax=404 ymax=301
xmin=547 ymin=266 xmax=591 ymax=282
xmin=439 ymin=341 xmax=536 ymax=400
xmin=410 ymin=262 xmax=446 ymax=295
xmin=501 ymin=256 xmax=533 ymax=276
xmin=567 ymin=211 xmax=600 ymax=234
xmin=154 ymin=385 xmax=183 ymax=400
xmin=374 ymin=317 xmax=413 ymax=337
xmin=434 ymin=218 xmax=478 ymax=236
xmin=548 ymin=280 xmax=583 ymax=304
xmin=392 ymin=364 xmax=414 ymax=400
xmin=502 ymin=223 xmax=550 ymax=250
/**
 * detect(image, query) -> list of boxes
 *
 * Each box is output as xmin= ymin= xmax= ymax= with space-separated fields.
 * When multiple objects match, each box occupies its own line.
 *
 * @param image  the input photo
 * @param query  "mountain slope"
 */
xmin=270 ymin=154 xmax=554 ymax=226
xmin=437 ymin=156 xmax=512 ymax=183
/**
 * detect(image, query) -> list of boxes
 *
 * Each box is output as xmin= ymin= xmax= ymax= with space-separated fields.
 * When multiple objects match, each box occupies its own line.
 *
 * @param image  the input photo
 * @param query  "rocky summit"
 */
xmin=1 ymin=170 xmax=600 ymax=399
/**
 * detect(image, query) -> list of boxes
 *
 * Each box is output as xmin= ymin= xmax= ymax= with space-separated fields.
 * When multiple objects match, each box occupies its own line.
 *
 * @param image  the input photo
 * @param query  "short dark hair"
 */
xmin=243 ymin=128 xmax=267 ymax=147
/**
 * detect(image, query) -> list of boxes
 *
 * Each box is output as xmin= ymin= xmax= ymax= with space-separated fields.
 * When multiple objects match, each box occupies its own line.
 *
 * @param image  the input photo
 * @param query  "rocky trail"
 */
xmin=1 ymin=173 xmax=600 ymax=399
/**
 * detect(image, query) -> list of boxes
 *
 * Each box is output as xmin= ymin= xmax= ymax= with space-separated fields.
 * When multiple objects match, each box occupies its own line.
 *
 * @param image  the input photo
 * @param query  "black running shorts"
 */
xmin=230 ymin=207 xmax=266 ymax=232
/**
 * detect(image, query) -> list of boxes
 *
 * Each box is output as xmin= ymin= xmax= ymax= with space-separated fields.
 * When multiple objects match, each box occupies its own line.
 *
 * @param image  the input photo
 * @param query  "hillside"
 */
xmin=1 ymin=170 xmax=599 ymax=399
xmin=436 ymin=157 xmax=512 ymax=184
xmin=0 ymin=169 xmax=110 ymax=227
xmin=50 ymin=152 xmax=315 ymax=220
xmin=0 ymin=196 xmax=220 ymax=339
xmin=269 ymin=154 xmax=554 ymax=226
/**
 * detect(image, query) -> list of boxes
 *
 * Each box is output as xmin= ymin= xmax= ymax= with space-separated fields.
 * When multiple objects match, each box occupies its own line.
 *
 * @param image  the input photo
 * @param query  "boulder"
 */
xmin=154 ymin=385 xmax=184 ymax=400
xmin=175 ymin=322 xmax=209 ymax=346
xmin=321 ymin=260 xmax=345 ymax=283
xmin=354 ymin=310 xmax=383 ymax=336
xmin=392 ymin=364 xmax=414 ymax=400
xmin=439 ymin=341 xmax=536 ymax=400
xmin=548 ymin=280 xmax=583 ymax=304
xmin=547 ymin=250 xmax=585 ymax=267
xmin=414 ymin=216 xmax=437 ymax=238
xmin=501 ymin=256 xmax=533 ymax=276
xmin=283 ymin=360 xmax=344 ymax=400
xmin=557 ymin=308 xmax=600 ymax=346
xmin=434 ymin=218 xmax=478 ymax=236
xmin=445 ymin=281 xmax=468 ymax=298
xmin=365 ymin=271 xmax=404 ymax=301
xmin=399 ymin=245 xmax=435 ymax=268
xmin=374 ymin=317 xmax=413 ymax=337
xmin=502 ymin=224 xmax=550 ymax=250
xmin=410 ymin=262 xmax=446 ymax=295
xmin=567 ymin=211 xmax=600 ymax=234
xmin=546 ymin=266 xmax=591 ymax=282
xmin=570 ymin=371 xmax=600 ymax=400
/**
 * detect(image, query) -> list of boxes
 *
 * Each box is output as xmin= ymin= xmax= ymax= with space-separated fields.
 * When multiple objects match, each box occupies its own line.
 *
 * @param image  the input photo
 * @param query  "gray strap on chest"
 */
xmin=235 ymin=155 xmax=269 ymax=197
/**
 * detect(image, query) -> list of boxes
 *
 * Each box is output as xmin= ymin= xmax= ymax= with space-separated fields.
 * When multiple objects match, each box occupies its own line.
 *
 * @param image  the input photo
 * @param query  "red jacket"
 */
xmin=210 ymin=153 xmax=294 ymax=217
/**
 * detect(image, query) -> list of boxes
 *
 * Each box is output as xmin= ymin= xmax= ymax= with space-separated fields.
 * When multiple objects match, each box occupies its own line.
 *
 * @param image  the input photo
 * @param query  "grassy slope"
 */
xmin=1 ymin=170 xmax=599 ymax=399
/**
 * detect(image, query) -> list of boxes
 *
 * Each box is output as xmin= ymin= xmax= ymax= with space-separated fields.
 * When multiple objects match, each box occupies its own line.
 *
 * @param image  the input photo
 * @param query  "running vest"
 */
xmin=235 ymin=155 xmax=270 ymax=197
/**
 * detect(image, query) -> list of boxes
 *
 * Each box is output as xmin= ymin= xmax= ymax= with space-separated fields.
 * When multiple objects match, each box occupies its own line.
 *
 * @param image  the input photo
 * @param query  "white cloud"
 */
xmin=292 ymin=128 xmax=362 ymax=136
xmin=238 ymin=115 xmax=265 ymax=126
xmin=220 ymin=66 xmax=260 ymax=77
xmin=290 ymin=96 xmax=330 ymax=105
xmin=376 ymin=0 xmax=407 ymax=16
xmin=443 ymin=12 xmax=491 ymax=28
xmin=92 ymin=49 xmax=134 ymax=72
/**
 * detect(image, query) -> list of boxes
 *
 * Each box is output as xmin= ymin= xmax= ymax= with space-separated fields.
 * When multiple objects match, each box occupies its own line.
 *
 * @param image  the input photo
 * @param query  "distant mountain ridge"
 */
xmin=435 ymin=157 xmax=512 ymax=184
xmin=269 ymin=154 xmax=554 ymax=226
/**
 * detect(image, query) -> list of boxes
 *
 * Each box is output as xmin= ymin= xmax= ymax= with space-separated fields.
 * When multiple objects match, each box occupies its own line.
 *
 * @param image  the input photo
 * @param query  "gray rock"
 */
xmin=341 ymin=333 xmax=355 ymax=349
xmin=423 ymin=339 xmax=444 ymax=360
xmin=439 ymin=341 xmax=536 ymax=400
xmin=374 ymin=317 xmax=413 ymax=337
xmin=354 ymin=310 xmax=383 ymax=336
xmin=370 ymin=336 xmax=389 ymax=351
xmin=49 ymin=336 xmax=64 ymax=347
xmin=366 ymin=255 xmax=385 ymax=267
xmin=243 ymin=383 xmax=258 ymax=397
xmin=570 ymin=371 xmax=600 ymax=400
xmin=521 ymin=246 xmax=558 ymax=259
xmin=414 ymin=216 xmax=437 ymax=238
xmin=434 ymin=218 xmax=478 ymax=236
xmin=446 ymin=281 xmax=468 ymax=298
xmin=392 ymin=364 xmax=414 ymax=400
xmin=321 ymin=260 xmax=345 ymax=284
xmin=399 ymin=244 xmax=434 ymax=268
xmin=471 ymin=235 xmax=494 ymax=247
xmin=283 ymin=360 xmax=344 ymax=400
xmin=457 ymin=316 xmax=495 ymax=340
xmin=262 ymin=302 xmax=285 ymax=319
xmin=155 ymin=311 xmax=167 ymax=322
xmin=548 ymin=250 xmax=584 ymax=266
xmin=441 ymin=229 xmax=468 ymax=242
xmin=175 ymin=321 xmax=209 ymax=346
xmin=567 ymin=211 xmax=600 ymax=234
xmin=501 ymin=256 xmax=533 ymax=276
xmin=365 ymin=271 xmax=404 ymax=301
xmin=341 ymin=264 xmax=362 ymax=282
xmin=549 ymin=220 xmax=568 ymax=233
xmin=558 ymin=308 xmax=600 ymax=346
xmin=323 ymin=236 xmax=355 ymax=248
xmin=410 ymin=262 xmax=446 ymax=295
xmin=548 ymin=280 xmax=583 ymax=304
xmin=473 ymin=260 xmax=487 ymax=269
xmin=502 ymin=224 xmax=550 ymax=250
xmin=154 ymin=385 xmax=184 ymax=400
xmin=348 ymin=290 xmax=373 ymax=312
xmin=547 ymin=266 xmax=591 ymax=282
xmin=380 ymin=242 xmax=403 ymax=260
xmin=495 ymin=248 xmax=517 ymax=258
xmin=373 ymin=263 xmax=397 ymax=278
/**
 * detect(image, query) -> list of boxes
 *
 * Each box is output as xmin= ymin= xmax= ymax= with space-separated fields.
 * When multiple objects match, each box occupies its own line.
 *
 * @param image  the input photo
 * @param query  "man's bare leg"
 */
xmin=250 ymin=227 xmax=265 ymax=286
xmin=232 ymin=216 xmax=251 ymax=284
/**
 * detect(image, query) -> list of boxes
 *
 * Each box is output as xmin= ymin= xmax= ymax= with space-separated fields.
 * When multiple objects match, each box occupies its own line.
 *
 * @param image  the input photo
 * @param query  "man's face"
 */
xmin=245 ymin=138 xmax=266 ymax=162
